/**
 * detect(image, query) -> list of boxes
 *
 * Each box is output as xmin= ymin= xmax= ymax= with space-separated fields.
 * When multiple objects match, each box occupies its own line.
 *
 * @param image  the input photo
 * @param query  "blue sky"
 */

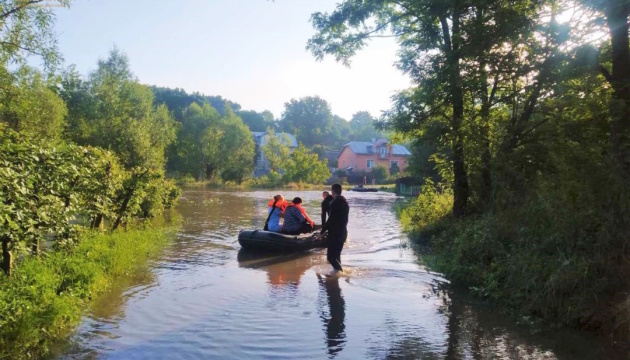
xmin=53 ymin=0 xmax=411 ymax=120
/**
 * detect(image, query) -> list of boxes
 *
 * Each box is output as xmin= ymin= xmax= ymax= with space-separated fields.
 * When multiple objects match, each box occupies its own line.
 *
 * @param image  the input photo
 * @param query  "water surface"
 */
xmin=59 ymin=189 xmax=623 ymax=359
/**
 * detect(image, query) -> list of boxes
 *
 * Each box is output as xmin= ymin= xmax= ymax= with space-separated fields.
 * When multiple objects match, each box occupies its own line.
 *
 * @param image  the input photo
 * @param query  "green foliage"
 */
xmin=350 ymin=111 xmax=382 ymax=142
xmin=389 ymin=162 xmax=400 ymax=176
xmin=61 ymin=48 xmax=177 ymax=170
xmin=371 ymin=165 xmax=388 ymax=184
xmin=282 ymin=145 xmax=330 ymax=184
xmin=280 ymin=96 xmax=333 ymax=147
xmin=262 ymin=129 xmax=292 ymax=173
xmin=218 ymin=107 xmax=255 ymax=184
xmin=0 ymin=125 xmax=180 ymax=263
xmin=310 ymin=0 xmax=630 ymax=336
xmin=152 ymin=86 xmax=241 ymax=120
xmin=0 ymin=0 xmax=70 ymax=71
xmin=0 ymin=227 xmax=174 ymax=359
xmin=398 ymin=181 xmax=453 ymax=235
xmin=0 ymin=66 xmax=68 ymax=142
xmin=238 ymin=109 xmax=276 ymax=132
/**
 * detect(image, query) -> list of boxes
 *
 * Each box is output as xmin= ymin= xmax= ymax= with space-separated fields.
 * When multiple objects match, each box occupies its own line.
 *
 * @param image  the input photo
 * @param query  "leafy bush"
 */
xmin=371 ymin=165 xmax=388 ymax=184
xmin=282 ymin=145 xmax=330 ymax=184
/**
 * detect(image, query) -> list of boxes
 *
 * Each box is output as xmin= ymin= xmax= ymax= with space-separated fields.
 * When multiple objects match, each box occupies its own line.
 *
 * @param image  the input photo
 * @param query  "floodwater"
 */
xmin=58 ymin=189 xmax=625 ymax=359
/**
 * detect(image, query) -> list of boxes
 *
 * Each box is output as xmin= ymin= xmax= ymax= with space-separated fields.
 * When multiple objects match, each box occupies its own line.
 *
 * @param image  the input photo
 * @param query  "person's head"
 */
xmin=273 ymin=194 xmax=283 ymax=202
xmin=322 ymin=191 xmax=329 ymax=199
xmin=331 ymin=183 xmax=342 ymax=198
xmin=292 ymin=197 xmax=302 ymax=205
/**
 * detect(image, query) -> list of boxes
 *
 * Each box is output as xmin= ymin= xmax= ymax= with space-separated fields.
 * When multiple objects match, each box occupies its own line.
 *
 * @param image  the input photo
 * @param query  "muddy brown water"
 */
xmin=57 ymin=189 xmax=625 ymax=359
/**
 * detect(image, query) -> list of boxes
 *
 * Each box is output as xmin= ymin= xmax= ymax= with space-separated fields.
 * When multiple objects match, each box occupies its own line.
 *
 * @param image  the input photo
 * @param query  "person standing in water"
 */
xmin=321 ymin=183 xmax=349 ymax=274
xmin=321 ymin=191 xmax=333 ymax=227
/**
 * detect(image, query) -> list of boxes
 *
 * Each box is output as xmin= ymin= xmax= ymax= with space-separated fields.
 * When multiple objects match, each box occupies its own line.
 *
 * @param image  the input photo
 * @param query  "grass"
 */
xmin=0 ymin=227 xmax=176 ymax=359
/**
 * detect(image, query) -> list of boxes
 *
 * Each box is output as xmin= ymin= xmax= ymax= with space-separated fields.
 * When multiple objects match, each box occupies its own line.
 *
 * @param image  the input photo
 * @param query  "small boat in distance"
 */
xmin=351 ymin=185 xmax=378 ymax=192
xmin=238 ymin=230 xmax=327 ymax=252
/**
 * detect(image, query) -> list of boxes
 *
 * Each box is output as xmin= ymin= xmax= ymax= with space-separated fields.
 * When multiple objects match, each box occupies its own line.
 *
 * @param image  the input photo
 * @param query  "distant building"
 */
xmin=252 ymin=131 xmax=298 ymax=177
xmin=338 ymin=139 xmax=411 ymax=172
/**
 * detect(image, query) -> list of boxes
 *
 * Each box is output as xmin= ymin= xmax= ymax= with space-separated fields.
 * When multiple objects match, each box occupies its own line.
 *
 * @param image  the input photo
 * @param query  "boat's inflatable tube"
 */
xmin=238 ymin=230 xmax=327 ymax=251
xmin=351 ymin=187 xmax=378 ymax=192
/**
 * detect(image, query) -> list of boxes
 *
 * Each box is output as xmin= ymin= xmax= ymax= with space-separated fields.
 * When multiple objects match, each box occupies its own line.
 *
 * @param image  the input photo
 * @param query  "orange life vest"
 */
xmin=268 ymin=198 xmax=288 ymax=212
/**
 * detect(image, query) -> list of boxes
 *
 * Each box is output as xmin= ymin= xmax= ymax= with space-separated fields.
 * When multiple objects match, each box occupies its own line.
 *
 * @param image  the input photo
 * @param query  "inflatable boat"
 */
xmin=351 ymin=186 xmax=378 ymax=192
xmin=238 ymin=230 xmax=327 ymax=252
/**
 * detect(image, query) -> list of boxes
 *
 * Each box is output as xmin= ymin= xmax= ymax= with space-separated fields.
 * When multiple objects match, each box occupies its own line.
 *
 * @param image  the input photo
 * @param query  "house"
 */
xmin=252 ymin=131 xmax=298 ymax=177
xmin=338 ymin=139 xmax=411 ymax=172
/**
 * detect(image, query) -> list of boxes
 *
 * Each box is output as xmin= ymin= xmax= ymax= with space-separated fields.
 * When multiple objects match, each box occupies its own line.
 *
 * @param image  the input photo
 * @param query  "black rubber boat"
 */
xmin=351 ymin=186 xmax=378 ymax=192
xmin=238 ymin=230 xmax=327 ymax=252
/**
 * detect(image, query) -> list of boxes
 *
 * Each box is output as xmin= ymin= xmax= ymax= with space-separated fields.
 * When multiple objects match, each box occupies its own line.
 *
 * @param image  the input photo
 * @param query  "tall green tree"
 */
xmin=238 ymin=109 xmax=276 ymax=132
xmin=61 ymin=49 xmax=177 ymax=170
xmin=579 ymin=0 xmax=630 ymax=180
xmin=309 ymin=0 xmax=550 ymax=216
xmin=280 ymin=96 xmax=333 ymax=147
xmin=217 ymin=106 xmax=255 ymax=184
xmin=349 ymin=111 xmax=382 ymax=142
xmin=262 ymin=129 xmax=292 ymax=173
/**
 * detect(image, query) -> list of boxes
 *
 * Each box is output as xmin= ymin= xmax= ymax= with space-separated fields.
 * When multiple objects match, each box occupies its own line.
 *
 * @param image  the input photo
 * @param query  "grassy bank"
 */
xmin=0 ymin=227 xmax=175 ymax=359
xmin=399 ymin=183 xmax=630 ymax=340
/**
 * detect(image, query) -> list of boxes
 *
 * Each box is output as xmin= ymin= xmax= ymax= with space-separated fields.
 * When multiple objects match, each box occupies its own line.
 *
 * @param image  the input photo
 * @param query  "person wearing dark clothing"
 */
xmin=321 ymin=191 xmax=334 ymax=226
xmin=321 ymin=183 xmax=349 ymax=273
xmin=282 ymin=197 xmax=315 ymax=235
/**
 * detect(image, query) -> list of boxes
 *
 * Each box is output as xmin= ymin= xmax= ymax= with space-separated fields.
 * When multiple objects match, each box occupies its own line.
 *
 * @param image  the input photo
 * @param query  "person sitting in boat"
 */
xmin=282 ymin=197 xmax=315 ymax=235
xmin=265 ymin=195 xmax=287 ymax=232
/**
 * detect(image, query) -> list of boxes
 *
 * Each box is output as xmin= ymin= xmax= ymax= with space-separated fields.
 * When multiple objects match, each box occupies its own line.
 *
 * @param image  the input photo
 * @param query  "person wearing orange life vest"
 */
xmin=265 ymin=195 xmax=287 ymax=232
xmin=282 ymin=197 xmax=315 ymax=235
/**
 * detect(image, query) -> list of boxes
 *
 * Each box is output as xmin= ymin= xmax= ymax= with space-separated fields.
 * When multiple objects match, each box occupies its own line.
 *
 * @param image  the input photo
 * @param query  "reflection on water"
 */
xmin=56 ymin=188 xmax=624 ymax=360
xmin=318 ymin=275 xmax=347 ymax=358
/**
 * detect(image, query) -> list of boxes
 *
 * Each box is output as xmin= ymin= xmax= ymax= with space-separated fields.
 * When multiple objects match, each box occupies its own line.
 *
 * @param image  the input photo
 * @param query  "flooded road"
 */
xmin=59 ymin=189 xmax=622 ymax=359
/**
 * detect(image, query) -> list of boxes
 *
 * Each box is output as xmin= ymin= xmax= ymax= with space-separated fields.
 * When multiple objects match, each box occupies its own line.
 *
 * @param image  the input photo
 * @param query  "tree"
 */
xmin=0 ymin=66 xmax=67 ymax=142
xmin=168 ymin=102 xmax=222 ymax=179
xmin=308 ymin=0 xmax=550 ymax=216
xmin=217 ymin=106 xmax=255 ymax=183
xmin=238 ymin=109 xmax=276 ymax=132
xmin=262 ymin=129 xmax=292 ymax=173
xmin=280 ymin=96 xmax=333 ymax=147
xmin=350 ymin=111 xmax=381 ymax=142
xmin=152 ymin=86 xmax=242 ymax=121
xmin=0 ymin=0 xmax=70 ymax=71
xmin=371 ymin=165 xmax=388 ymax=184
xmin=578 ymin=0 xmax=630 ymax=180
xmin=283 ymin=145 xmax=330 ymax=184
xmin=61 ymin=48 xmax=177 ymax=170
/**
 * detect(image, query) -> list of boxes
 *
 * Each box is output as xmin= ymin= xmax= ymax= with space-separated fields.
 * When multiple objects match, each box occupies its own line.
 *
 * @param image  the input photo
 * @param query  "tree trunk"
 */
xmin=605 ymin=4 xmax=630 ymax=180
xmin=91 ymin=214 xmax=104 ymax=230
xmin=2 ymin=236 xmax=12 ymax=276
xmin=112 ymin=189 xmax=134 ymax=231
xmin=447 ymin=10 xmax=470 ymax=217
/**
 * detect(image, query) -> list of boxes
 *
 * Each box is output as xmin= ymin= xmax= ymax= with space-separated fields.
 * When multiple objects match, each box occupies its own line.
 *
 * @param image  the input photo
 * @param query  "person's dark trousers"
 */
xmin=327 ymin=230 xmax=347 ymax=271
xmin=301 ymin=222 xmax=314 ymax=234
xmin=283 ymin=222 xmax=314 ymax=235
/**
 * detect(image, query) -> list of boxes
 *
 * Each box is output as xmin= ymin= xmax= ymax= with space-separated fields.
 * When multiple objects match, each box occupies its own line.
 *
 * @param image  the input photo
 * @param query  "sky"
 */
xmin=52 ymin=0 xmax=412 ymax=120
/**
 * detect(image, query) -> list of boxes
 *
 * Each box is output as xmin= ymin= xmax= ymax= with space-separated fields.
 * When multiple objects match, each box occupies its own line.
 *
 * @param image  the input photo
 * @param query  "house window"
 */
xmin=367 ymin=160 xmax=375 ymax=168
xmin=390 ymin=160 xmax=399 ymax=168
xmin=379 ymin=147 xmax=387 ymax=155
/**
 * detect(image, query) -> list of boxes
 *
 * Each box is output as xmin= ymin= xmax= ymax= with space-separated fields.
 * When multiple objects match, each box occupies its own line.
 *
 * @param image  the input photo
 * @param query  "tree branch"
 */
xmin=0 ymin=0 xmax=45 ymax=21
